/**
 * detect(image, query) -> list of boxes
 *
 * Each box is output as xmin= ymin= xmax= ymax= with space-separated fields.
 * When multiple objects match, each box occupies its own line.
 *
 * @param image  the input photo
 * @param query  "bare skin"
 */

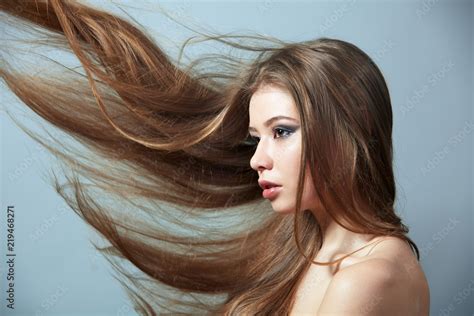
xmin=289 ymin=234 xmax=430 ymax=315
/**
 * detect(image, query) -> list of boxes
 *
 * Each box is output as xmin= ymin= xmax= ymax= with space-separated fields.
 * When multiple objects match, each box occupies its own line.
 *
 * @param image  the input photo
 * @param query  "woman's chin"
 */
xmin=270 ymin=203 xmax=295 ymax=214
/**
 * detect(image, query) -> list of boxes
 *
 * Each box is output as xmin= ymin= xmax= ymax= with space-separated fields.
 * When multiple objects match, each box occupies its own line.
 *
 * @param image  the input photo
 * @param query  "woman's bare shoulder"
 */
xmin=363 ymin=236 xmax=428 ymax=280
xmin=329 ymin=236 xmax=431 ymax=315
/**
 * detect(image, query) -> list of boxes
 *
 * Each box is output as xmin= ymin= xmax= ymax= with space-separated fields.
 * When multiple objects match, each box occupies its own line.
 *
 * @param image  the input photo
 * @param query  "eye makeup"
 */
xmin=244 ymin=125 xmax=299 ymax=147
xmin=273 ymin=125 xmax=297 ymax=139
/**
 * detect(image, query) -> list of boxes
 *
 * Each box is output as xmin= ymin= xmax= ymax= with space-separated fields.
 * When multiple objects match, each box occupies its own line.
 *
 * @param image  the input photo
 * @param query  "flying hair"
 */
xmin=0 ymin=1 xmax=420 ymax=314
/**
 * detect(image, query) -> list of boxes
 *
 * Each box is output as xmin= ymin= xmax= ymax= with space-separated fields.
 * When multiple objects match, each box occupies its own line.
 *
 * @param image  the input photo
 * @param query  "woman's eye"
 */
xmin=274 ymin=127 xmax=293 ymax=139
xmin=243 ymin=126 xmax=295 ymax=147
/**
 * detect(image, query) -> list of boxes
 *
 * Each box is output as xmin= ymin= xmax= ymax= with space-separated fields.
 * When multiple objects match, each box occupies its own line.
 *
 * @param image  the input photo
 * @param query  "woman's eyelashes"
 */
xmin=246 ymin=125 xmax=298 ymax=146
xmin=274 ymin=126 xmax=295 ymax=138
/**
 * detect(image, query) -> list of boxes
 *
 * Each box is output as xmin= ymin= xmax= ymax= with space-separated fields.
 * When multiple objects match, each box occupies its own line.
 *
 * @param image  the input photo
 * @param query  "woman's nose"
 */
xmin=250 ymin=140 xmax=273 ymax=171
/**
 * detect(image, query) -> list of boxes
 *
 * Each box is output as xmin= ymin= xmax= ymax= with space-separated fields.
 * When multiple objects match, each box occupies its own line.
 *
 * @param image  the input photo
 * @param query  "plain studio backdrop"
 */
xmin=0 ymin=0 xmax=472 ymax=315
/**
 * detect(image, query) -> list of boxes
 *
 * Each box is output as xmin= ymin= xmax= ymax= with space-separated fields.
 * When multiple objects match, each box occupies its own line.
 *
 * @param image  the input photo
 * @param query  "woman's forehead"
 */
xmin=248 ymin=85 xmax=298 ymax=123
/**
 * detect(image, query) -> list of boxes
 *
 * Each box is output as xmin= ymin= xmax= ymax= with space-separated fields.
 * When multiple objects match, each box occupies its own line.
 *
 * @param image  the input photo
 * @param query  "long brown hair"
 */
xmin=1 ymin=0 xmax=419 ymax=314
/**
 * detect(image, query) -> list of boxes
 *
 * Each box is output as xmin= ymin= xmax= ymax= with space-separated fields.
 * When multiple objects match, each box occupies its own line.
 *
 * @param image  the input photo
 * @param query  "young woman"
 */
xmin=1 ymin=0 xmax=430 ymax=314
xmin=248 ymin=83 xmax=430 ymax=315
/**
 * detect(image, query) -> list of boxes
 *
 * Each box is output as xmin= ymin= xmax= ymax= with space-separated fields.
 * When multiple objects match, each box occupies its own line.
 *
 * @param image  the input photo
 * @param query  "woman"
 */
xmin=1 ymin=0 xmax=429 ymax=314
xmin=248 ymin=83 xmax=430 ymax=315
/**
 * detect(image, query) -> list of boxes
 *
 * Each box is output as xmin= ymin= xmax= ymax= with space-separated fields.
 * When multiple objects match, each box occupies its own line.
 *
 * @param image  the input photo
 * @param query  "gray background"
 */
xmin=1 ymin=0 xmax=472 ymax=315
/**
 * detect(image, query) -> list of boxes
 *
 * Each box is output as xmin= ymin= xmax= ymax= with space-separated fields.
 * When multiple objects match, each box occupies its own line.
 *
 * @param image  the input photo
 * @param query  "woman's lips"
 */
xmin=262 ymin=185 xmax=282 ymax=199
xmin=258 ymin=179 xmax=282 ymax=199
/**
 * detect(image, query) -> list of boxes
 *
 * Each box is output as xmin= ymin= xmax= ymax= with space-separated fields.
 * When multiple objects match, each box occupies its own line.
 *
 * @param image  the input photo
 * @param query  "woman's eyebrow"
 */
xmin=248 ymin=115 xmax=299 ymax=132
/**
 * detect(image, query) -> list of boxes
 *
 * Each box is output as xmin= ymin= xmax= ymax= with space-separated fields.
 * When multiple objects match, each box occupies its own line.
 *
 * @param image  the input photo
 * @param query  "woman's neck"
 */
xmin=317 ymin=217 xmax=377 ymax=256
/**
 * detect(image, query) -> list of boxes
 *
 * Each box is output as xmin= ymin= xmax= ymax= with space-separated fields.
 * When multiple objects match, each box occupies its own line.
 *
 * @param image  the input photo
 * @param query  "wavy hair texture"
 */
xmin=0 ymin=0 xmax=420 ymax=314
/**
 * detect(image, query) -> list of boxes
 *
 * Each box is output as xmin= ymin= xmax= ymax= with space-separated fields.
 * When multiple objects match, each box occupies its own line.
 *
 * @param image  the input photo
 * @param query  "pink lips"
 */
xmin=262 ymin=186 xmax=282 ymax=199
xmin=258 ymin=179 xmax=282 ymax=199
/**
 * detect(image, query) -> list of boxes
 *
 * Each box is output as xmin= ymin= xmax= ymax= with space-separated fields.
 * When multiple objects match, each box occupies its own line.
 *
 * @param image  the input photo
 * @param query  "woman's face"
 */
xmin=248 ymin=84 xmax=318 ymax=214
